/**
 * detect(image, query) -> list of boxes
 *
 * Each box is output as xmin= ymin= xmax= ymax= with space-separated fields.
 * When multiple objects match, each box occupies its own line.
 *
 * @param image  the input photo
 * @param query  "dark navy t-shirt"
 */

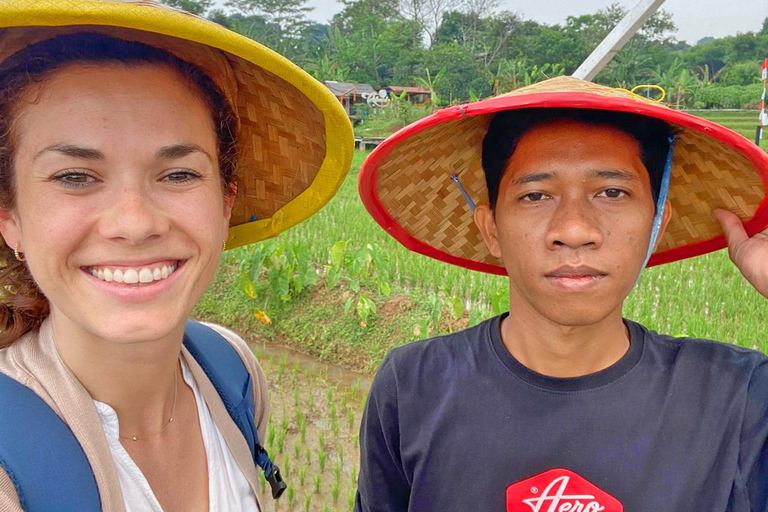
xmin=355 ymin=316 xmax=768 ymax=512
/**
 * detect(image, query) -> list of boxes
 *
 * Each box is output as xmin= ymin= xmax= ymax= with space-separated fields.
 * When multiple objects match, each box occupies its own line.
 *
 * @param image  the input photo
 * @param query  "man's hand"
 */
xmin=715 ymin=209 xmax=768 ymax=299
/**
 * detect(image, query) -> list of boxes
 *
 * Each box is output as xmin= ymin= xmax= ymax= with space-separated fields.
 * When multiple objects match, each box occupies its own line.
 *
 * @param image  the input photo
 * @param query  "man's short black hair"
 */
xmin=481 ymin=108 xmax=676 ymax=212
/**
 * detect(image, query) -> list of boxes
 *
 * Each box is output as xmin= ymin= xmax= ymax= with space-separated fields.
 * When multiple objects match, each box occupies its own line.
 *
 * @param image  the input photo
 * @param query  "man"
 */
xmin=355 ymin=76 xmax=768 ymax=511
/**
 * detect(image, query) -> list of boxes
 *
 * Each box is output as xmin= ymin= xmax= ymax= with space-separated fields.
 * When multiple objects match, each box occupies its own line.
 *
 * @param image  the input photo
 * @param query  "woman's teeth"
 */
xmin=89 ymin=263 xmax=178 ymax=284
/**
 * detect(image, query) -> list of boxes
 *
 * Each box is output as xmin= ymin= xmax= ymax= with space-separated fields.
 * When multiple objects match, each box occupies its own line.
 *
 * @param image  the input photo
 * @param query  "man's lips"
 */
xmin=545 ymin=265 xmax=607 ymax=278
xmin=544 ymin=266 xmax=607 ymax=291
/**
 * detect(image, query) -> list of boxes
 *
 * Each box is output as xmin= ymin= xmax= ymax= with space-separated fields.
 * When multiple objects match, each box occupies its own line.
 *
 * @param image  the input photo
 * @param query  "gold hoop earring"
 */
xmin=222 ymin=240 xmax=227 ymax=252
xmin=13 ymin=242 xmax=25 ymax=262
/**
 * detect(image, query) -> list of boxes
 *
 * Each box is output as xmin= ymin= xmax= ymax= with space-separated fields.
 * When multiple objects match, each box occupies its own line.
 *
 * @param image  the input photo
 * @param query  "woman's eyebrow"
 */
xmin=34 ymin=143 xmax=103 ymax=161
xmin=155 ymin=143 xmax=213 ymax=162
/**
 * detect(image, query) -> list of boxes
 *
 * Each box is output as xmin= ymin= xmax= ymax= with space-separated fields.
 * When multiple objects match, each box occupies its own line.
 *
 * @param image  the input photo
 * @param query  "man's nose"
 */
xmin=545 ymin=196 xmax=603 ymax=251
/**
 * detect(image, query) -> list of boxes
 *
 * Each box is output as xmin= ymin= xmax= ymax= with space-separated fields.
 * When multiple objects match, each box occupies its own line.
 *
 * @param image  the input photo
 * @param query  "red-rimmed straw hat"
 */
xmin=359 ymin=76 xmax=768 ymax=274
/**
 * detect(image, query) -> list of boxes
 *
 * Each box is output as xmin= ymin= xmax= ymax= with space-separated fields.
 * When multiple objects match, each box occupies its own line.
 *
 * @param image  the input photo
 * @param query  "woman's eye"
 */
xmin=598 ymin=188 xmax=627 ymax=199
xmin=163 ymin=170 xmax=200 ymax=184
xmin=53 ymin=172 xmax=97 ymax=188
xmin=521 ymin=192 xmax=549 ymax=202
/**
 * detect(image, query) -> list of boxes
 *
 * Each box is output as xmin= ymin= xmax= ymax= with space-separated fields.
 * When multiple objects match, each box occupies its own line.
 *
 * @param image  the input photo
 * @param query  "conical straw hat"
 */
xmin=360 ymin=75 xmax=768 ymax=273
xmin=0 ymin=0 xmax=354 ymax=250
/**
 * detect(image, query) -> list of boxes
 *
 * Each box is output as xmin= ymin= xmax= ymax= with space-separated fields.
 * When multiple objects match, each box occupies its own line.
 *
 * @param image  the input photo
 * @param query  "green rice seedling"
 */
xmin=294 ymin=442 xmax=301 ymax=460
xmin=351 ymin=466 xmax=358 ymax=487
xmin=338 ymin=444 xmax=345 ymax=466
xmin=277 ymin=430 xmax=286 ymax=455
xmin=294 ymin=407 xmax=303 ymax=429
xmin=293 ymin=388 xmax=300 ymax=411
xmin=354 ymin=433 xmax=360 ymax=449
xmin=299 ymin=416 xmax=307 ymax=444
xmin=308 ymin=390 xmax=315 ymax=412
xmin=319 ymin=449 xmax=327 ymax=472
xmin=332 ymin=417 xmax=340 ymax=439
xmin=319 ymin=432 xmax=326 ymax=453
xmin=326 ymin=386 xmax=334 ymax=408
xmin=277 ymin=361 xmax=285 ymax=386
xmin=304 ymin=494 xmax=312 ymax=512
xmin=334 ymin=460 xmax=342 ymax=483
xmin=267 ymin=424 xmax=275 ymax=449
xmin=305 ymin=446 xmax=311 ymax=466
xmin=287 ymin=486 xmax=296 ymax=508
xmin=299 ymin=465 xmax=307 ymax=487
xmin=314 ymin=474 xmax=322 ymax=494
xmin=349 ymin=487 xmax=357 ymax=511
xmin=323 ymin=503 xmax=330 ymax=512
xmin=259 ymin=471 xmax=266 ymax=494
xmin=332 ymin=480 xmax=340 ymax=505
xmin=330 ymin=402 xmax=337 ymax=422
xmin=347 ymin=408 xmax=355 ymax=431
xmin=283 ymin=454 xmax=291 ymax=477
xmin=281 ymin=410 xmax=289 ymax=433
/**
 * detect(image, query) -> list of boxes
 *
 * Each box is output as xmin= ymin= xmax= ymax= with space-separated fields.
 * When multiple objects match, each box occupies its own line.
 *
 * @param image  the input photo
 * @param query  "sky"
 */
xmin=217 ymin=0 xmax=767 ymax=45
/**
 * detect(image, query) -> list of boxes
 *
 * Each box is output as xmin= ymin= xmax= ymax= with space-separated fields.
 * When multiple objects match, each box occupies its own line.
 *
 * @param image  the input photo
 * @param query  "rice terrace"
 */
xmin=183 ymin=0 xmax=768 ymax=509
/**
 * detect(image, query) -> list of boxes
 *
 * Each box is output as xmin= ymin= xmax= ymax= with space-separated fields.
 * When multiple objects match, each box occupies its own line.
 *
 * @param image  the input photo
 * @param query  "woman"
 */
xmin=0 ymin=1 xmax=352 ymax=511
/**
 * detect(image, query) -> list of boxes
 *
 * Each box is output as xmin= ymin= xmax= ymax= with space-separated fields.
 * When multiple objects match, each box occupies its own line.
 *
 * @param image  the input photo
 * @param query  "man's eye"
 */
xmin=521 ymin=192 xmax=549 ymax=202
xmin=598 ymin=189 xmax=627 ymax=198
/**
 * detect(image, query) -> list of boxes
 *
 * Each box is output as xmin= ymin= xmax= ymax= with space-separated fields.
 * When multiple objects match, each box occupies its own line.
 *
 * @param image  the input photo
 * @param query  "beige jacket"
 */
xmin=0 ymin=318 xmax=269 ymax=512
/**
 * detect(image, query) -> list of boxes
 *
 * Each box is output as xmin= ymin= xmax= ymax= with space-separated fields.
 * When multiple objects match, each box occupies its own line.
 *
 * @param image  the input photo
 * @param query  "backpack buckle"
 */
xmin=266 ymin=464 xmax=287 ymax=499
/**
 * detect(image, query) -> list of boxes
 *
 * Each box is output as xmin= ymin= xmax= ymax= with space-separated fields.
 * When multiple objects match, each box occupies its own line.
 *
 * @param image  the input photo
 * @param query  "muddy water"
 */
xmin=249 ymin=340 xmax=370 ymax=512
xmin=252 ymin=340 xmax=372 ymax=394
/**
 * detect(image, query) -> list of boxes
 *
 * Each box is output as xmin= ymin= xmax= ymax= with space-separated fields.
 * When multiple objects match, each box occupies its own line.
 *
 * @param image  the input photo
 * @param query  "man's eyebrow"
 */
xmin=590 ymin=169 xmax=639 ymax=181
xmin=512 ymin=172 xmax=554 ymax=186
xmin=34 ymin=143 xmax=104 ymax=161
xmin=155 ymin=143 xmax=213 ymax=162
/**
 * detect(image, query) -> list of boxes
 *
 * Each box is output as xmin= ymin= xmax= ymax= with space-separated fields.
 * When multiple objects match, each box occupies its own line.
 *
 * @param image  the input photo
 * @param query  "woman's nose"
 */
xmin=98 ymin=185 xmax=170 ymax=245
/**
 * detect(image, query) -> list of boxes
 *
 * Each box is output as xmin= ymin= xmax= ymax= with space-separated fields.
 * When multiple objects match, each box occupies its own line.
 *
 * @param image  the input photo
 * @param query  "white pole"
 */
xmin=573 ymin=0 xmax=667 ymax=81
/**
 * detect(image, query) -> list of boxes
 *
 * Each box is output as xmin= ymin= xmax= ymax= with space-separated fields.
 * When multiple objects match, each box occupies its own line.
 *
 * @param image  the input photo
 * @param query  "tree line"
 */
xmin=164 ymin=0 xmax=768 ymax=108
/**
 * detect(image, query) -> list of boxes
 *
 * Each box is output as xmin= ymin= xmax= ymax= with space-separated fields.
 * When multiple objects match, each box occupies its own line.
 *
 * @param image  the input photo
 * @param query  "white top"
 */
xmin=94 ymin=358 xmax=260 ymax=512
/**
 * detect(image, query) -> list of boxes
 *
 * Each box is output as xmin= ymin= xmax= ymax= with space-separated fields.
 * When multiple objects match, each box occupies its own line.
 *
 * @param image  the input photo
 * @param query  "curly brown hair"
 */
xmin=0 ymin=33 xmax=239 ymax=347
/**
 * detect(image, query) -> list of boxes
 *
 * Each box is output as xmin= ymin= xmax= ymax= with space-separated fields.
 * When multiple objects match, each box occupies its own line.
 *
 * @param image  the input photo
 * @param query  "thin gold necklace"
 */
xmin=119 ymin=368 xmax=178 ymax=442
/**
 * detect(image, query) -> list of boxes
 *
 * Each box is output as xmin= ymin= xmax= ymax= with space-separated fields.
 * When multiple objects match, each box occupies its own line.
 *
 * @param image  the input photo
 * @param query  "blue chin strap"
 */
xmin=635 ymin=136 xmax=675 ymax=286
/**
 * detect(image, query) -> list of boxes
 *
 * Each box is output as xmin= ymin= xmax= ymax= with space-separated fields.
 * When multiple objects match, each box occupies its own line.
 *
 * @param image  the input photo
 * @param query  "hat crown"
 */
xmin=497 ymin=75 xmax=667 ymax=108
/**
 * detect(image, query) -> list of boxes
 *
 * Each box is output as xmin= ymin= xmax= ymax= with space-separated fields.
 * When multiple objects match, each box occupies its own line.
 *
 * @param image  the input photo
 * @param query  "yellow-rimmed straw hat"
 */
xmin=359 ymin=75 xmax=768 ymax=273
xmin=0 ymin=0 xmax=354 ymax=249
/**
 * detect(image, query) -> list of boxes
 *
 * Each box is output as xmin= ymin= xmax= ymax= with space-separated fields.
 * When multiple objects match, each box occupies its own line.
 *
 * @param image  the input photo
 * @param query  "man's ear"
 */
xmin=0 ymin=208 xmax=21 ymax=252
xmin=474 ymin=204 xmax=502 ymax=260
xmin=652 ymin=199 xmax=673 ymax=253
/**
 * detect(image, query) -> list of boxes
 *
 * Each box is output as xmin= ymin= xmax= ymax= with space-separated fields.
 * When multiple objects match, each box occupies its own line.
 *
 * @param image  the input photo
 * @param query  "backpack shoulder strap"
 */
xmin=0 ymin=373 xmax=101 ymax=512
xmin=183 ymin=321 xmax=286 ymax=499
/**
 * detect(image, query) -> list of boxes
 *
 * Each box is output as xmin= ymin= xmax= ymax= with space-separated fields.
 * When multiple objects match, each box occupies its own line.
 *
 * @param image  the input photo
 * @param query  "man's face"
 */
xmin=475 ymin=119 xmax=669 ymax=327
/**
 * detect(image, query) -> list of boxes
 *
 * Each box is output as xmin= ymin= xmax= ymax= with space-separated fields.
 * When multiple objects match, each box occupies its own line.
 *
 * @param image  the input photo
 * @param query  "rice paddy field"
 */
xmin=194 ymin=110 xmax=768 ymax=511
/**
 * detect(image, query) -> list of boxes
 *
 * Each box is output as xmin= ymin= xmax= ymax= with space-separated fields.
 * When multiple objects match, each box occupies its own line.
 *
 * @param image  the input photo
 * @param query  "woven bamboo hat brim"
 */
xmin=359 ymin=75 xmax=768 ymax=273
xmin=0 ymin=0 xmax=354 ymax=250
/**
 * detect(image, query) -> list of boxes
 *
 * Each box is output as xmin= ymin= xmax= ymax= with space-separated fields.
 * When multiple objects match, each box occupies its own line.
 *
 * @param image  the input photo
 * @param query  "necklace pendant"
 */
xmin=132 ymin=436 xmax=139 ymax=442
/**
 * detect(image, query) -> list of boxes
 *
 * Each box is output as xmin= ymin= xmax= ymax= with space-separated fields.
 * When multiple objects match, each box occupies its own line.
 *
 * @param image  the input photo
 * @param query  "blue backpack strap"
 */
xmin=0 ymin=373 xmax=101 ymax=512
xmin=183 ymin=321 xmax=286 ymax=499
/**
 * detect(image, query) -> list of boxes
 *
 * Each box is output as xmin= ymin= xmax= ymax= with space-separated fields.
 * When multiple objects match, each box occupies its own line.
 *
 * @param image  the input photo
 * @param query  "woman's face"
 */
xmin=0 ymin=64 xmax=232 ymax=343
